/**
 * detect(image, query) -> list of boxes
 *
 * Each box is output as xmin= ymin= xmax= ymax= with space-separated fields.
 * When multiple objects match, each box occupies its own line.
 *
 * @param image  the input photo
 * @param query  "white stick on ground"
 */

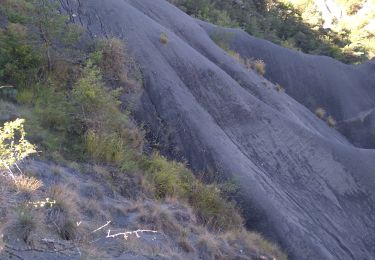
xmin=92 ymin=221 xmax=111 ymax=233
xmin=106 ymin=229 xmax=158 ymax=240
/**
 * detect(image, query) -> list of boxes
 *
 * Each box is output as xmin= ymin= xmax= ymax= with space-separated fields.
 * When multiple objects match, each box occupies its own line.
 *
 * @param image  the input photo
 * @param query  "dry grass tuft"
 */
xmin=160 ymin=32 xmax=169 ymax=44
xmin=226 ymin=52 xmax=266 ymax=76
xmin=224 ymin=230 xmax=288 ymax=260
xmin=13 ymin=175 xmax=43 ymax=193
xmin=315 ymin=107 xmax=326 ymax=119
xmin=178 ymin=229 xmax=194 ymax=253
xmin=275 ymin=83 xmax=285 ymax=92
xmin=47 ymin=185 xmax=80 ymax=240
xmin=326 ymin=115 xmax=337 ymax=127
xmin=13 ymin=207 xmax=37 ymax=243
xmin=197 ymin=232 xmax=224 ymax=259
xmin=137 ymin=203 xmax=182 ymax=236
xmin=101 ymin=38 xmax=128 ymax=84
xmin=254 ymin=59 xmax=266 ymax=75
xmin=228 ymin=50 xmax=243 ymax=64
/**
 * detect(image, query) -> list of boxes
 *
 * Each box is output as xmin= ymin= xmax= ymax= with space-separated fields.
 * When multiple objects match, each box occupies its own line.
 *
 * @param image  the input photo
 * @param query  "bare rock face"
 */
xmin=61 ymin=0 xmax=375 ymax=259
xmin=200 ymin=22 xmax=375 ymax=149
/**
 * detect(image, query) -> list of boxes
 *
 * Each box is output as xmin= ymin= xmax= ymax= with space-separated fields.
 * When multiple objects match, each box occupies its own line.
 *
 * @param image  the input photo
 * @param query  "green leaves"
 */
xmin=0 ymin=118 xmax=37 ymax=171
xmin=0 ymin=23 xmax=42 ymax=88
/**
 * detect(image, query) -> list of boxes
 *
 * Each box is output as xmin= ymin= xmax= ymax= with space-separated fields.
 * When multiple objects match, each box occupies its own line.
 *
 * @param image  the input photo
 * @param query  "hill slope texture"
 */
xmin=21 ymin=0 xmax=375 ymax=259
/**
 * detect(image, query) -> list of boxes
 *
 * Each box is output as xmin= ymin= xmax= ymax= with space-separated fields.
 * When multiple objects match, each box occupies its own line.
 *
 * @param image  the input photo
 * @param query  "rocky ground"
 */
xmin=0 ymin=160 xmax=283 ymax=259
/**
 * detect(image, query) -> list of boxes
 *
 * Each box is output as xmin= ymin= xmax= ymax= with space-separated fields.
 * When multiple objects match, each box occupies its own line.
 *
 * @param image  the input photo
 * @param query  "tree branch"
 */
xmin=0 ymin=86 xmax=15 ymax=89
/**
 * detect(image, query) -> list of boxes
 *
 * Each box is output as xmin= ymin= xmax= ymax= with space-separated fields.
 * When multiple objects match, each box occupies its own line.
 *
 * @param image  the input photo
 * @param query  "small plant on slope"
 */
xmin=160 ymin=32 xmax=169 ymax=44
xmin=326 ymin=115 xmax=337 ymax=127
xmin=315 ymin=107 xmax=326 ymax=119
xmin=0 ymin=119 xmax=36 ymax=177
xmin=254 ymin=59 xmax=266 ymax=75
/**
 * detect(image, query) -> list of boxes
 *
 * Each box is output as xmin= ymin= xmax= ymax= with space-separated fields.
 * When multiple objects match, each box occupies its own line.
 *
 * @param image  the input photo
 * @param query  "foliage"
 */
xmin=28 ymin=0 xmax=83 ymax=71
xmin=72 ymin=61 xmax=143 ymax=167
xmin=0 ymin=118 xmax=36 ymax=172
xmin=0 ymin=23 xmax=42 ymax=88
xmin=170 ymin=0 xmax=375 ymax=63
xmin=144 ymin=154 xmax=243 ymax=231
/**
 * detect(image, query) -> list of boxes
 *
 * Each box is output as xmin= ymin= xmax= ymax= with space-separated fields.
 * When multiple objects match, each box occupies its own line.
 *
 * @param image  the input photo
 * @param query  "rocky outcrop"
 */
xmin=60 ymin=0 xmax=375 ymax=259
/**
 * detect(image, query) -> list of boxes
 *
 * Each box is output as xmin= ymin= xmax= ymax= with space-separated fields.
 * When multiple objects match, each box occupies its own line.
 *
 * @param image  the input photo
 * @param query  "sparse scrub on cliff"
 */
xmin=160 ymin=32 xmax=169 ymax=44
xmin=254 ymin=59 xmax=266 ymax=75
xmin=314 ymin=108 xmax=337 ymax=127
xmin=326 ymin=115 xmax=337 ymax=127
xmin=226 ymin=50 xmax=266 ymax=76
xmin=315 ymin=107 xmax=326 ymax=119
xmin=275 ymin=83 xmax=285 ymax=92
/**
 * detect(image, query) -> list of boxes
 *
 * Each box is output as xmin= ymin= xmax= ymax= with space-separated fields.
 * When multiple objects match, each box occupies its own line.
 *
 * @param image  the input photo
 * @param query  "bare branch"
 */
xmin=106 ymin=229 xmax=158 ymax=240
xmin=92 ymin=221 xmax=111 ymax=233
xmin=0 ymin=86 xmax=15 ymax=89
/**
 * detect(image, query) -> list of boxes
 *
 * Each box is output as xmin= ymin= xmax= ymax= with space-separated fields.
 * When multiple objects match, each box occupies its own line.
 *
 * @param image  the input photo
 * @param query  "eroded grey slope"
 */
xmin=61 ymin=0 xmax=375 ymax=259
xmin=199 ymin=22 xmax=375 ymax=148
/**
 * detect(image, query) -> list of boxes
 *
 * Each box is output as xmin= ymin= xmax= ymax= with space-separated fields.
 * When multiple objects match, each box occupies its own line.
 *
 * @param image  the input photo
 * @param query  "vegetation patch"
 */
xmin=171 ymin=0 xmax=375 ymax=63
xmin=160 ymin=32 xmax=169 ymax=44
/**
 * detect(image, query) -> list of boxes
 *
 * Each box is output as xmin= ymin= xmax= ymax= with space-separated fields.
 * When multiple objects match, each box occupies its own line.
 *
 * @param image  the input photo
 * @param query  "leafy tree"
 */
xmin=28 ymin=0 xmax=83 ymax=71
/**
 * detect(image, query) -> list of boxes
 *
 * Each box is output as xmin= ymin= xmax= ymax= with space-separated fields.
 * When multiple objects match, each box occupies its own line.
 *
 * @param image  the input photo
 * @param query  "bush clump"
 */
xmin=144 ymin=154 xmax=243 ymax=231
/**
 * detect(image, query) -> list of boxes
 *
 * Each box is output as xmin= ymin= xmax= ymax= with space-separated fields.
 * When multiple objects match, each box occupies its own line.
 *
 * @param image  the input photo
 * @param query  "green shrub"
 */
xmin=0 ymin=23 xmax=42 ymax=88
xmin=16 ymin=88 xmax=34 ymax=104
xmin=85 ymin=130 xmax=138 ymax=171
xmin=72 ymin=61 xmax=124 ymax=128
xmin=144 ymin=154 xmax=242 ymax=231
xmin=0 ymin=118 xmax=37 ymax=172
xmin=72 ymin=61 xmax=143 ymax=167
xmin=34 ymin=85 xmax=71 ymax=131
xmin=0 ymin=0 xmax=33 ymax=24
